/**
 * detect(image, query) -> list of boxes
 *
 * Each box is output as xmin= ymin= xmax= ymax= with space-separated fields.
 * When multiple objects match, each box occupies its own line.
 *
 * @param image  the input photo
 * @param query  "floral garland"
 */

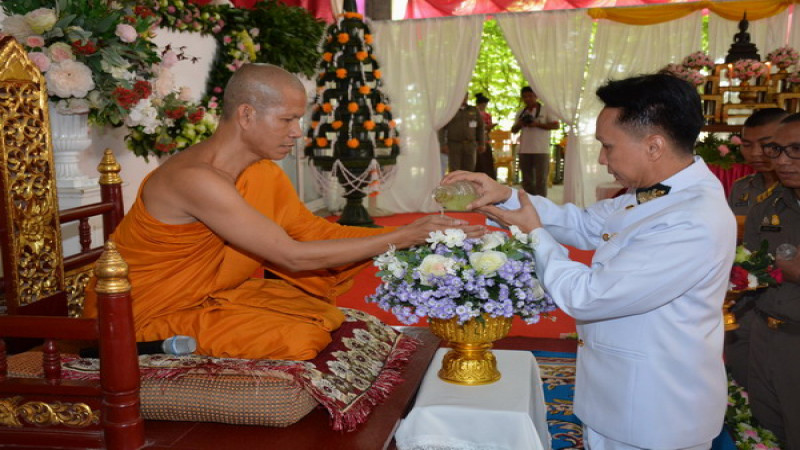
xmin=726 ymin=374 xmax=781 ymax=449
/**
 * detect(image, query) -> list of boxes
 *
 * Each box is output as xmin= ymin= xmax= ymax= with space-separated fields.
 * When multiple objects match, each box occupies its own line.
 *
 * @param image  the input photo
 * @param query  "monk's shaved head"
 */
xmin=222 ymin=63 xmax=305 ymax=119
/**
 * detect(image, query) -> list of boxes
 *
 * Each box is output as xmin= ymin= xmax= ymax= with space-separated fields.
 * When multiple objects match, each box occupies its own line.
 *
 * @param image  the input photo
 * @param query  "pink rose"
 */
xmin=718 ymin=144 xmax=730 ymax=156
xmin=45 ymin=59 xmax=95 ymax=98
xmin=178 ymin=86 xmax=194 ymax=102
xmin=28 ymin=51 xmax=51 ymax=72
xmin=115 ymin=24 xmax=138 ymax=43
xmin=48 ymin=42 xmax=74 ymax=62
xmin=25 ymin=35 xmax=45 ymax=48
xmin=730 ymin=135 xmax=742 ymax=145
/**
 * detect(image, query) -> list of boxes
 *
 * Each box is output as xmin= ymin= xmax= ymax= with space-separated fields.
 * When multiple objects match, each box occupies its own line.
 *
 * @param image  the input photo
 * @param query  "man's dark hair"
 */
xmin=475 ymin=93 xmax=489 ymax=104
xmin=596 ymin=73 xmax=703 ymax=154
xmin=521 ymin=86 xmax=534 ymax=95
xmin=780 ymin=112 xmax=800 ymax=124
xmin=744 ymin=108 xmax=788 ymax=128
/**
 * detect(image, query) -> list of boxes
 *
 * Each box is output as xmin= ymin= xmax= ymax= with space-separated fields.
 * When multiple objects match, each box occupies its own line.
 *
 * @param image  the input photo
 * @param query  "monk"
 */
xmin=84 ymin=63 xmax=485 ymax=360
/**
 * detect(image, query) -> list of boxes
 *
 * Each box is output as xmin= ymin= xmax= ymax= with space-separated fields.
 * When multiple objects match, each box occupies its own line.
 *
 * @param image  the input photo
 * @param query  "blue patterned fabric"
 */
xmin=532 ymin=350 xmax=736 ymax=450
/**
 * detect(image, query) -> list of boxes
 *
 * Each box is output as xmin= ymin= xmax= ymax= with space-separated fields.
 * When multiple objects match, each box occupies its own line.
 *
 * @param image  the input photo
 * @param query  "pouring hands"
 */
xmin=399 ymin=213 xmax=487 ymax=248
xmin=441 ymin=171 xmax=543 ymax=234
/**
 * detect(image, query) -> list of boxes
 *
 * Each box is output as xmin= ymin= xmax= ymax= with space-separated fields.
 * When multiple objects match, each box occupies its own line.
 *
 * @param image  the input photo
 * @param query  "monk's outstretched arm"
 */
xmin=170 ymin=168 xmax=486 ymax=272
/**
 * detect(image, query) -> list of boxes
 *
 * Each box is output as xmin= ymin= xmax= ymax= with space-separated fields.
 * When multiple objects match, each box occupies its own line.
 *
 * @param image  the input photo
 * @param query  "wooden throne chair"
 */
xmin=0 ymin=35 xmax=144 ymax=449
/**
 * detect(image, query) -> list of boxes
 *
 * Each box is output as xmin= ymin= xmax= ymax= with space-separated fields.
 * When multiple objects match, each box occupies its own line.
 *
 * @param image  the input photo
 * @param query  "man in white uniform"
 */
xmin=444 ymin=73 xmax=735 ymax=449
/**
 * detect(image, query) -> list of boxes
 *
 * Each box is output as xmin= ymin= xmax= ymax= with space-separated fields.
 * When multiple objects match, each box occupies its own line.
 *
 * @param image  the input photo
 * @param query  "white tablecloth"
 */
xmin=395 ymin=349 xmax=551 ymax=450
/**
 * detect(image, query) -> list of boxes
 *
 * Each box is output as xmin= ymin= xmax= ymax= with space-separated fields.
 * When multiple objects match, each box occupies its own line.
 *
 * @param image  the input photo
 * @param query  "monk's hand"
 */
xmin=398 ymin=214 xmax=486 ymax=248
xmin=477 ymin=189 xmax=542 ymax=234
xmin=441 ymin=170 xmax=512 ymax=210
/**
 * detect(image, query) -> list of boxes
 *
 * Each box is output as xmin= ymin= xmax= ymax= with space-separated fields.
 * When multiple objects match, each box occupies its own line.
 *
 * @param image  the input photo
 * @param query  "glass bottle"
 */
xmin=432 ymin=181 xmax=479 ymax=211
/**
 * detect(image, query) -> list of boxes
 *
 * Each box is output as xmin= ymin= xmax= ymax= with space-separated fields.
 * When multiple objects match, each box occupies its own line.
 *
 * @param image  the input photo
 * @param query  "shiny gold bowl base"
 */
xmin=429 ymin=315 xmax=513 ymax=385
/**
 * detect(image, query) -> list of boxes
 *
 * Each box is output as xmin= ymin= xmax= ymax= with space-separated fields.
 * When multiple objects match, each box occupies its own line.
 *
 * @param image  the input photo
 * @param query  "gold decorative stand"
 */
xmin=428 ymin=315 xmax=513 ymax=385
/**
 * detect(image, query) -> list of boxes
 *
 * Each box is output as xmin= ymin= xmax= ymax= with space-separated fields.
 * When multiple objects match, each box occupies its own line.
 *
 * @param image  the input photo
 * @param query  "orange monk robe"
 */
xmin=84 ymin=160 xmax=391 ymax=360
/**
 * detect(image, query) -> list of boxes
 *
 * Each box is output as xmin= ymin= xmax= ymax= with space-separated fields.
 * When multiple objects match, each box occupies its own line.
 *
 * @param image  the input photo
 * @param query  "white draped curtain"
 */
xmin=370 ymin=15 xmax=484 ymax=213
xmin=708 ymin=9 xmax=790 ymax=62
xmin=573 ymin=11 xmax=703 ymax=205
xmin=496 ymin=9 xmax=593 ymax=207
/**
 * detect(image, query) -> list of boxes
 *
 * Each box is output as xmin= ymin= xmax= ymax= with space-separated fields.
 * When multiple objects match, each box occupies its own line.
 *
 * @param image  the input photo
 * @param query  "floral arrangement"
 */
xmin=661 ymin=63 xmax=705 ymax=86
xmin=694 ymin=133 xmax=744 ymax=169
xmin=1 ymin=0 xmax=216 ymax=160
xmin=730 ymin=59 xmax=769 ymax=82
xmin=730 ymin=240 xmax=782 ymax=291
xmin=682 ymin=51 xmax=714 ymax=72
xmin=788 ymin=70 xmax=800 ymax=85
xmin=368 ymin=227 xmax=556 ymax=326
xmin=726 ymin=374 xmax=781 ymax=449
xmin=766 ymin=45 xmax=799 ymax=71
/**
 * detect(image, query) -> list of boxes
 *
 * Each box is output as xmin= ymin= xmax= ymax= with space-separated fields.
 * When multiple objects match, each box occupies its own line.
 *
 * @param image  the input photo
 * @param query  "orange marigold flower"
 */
xmin=322 ymin=103 xmax=333 ymax=113
xmin=358 ymin=85 xmax=371 ymax=94
xmin=347 ymin=138 xmax=360 ymax=148
xmin=337 ymin=33 xmax=350 ymax=44
xmin=373 ymin=69 xmax=382 ymax=79
xmin=365 ymin=34 xmax=373 ymax=44
xmin=348 ymin=102 xmax=359 ymax=113
xmin=389 ymin=120 xmax=396 ymax=128
xmin=383 ymin=138 xmax=394 ymax=146
xmin=356 ymin=51 xmax=368 ymax=61
xmin=344 ymin=12 xmax=363 ymax=19
xmin=376 ymin=103 xmax=386 ymax=112
xmin=336 ymin=68 xmax=347 ymax=79
xmin=363 ymin=120 xmax=375 ymax=130
xmin=332 ymin=120 xmax=343 ymax=129
xmin=322 ymin=52 xmax=333 ymax=62
xmin=385 ymin=105 xmax=392 ymax=111
xmin=316 ymin=137 xmax=329 ymax=147
xmin=311 ymin=121 xmax=319 ymax=128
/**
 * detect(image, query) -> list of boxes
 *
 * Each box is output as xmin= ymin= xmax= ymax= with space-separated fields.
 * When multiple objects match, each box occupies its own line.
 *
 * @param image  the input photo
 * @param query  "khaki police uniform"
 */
xmin=724 ymin=172 xmax=779 ymax=390
xmin=742 ymin=185 xmax=800 ymax=446
xmin=438 ymin=105 xmax=485 ymax=173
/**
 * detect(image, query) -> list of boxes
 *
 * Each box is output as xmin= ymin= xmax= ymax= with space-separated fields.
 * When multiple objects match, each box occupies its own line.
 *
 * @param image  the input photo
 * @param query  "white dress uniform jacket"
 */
xmin=500 ymin=157 xmax=735 ymax=448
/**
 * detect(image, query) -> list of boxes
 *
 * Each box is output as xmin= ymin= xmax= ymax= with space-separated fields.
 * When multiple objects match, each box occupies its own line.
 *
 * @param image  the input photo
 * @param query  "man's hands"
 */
xmin=479 ymin=189 xmax=542 ymax=234
xmin=776 ymin=252 xmax=800 ymax=284
xmin=442 ymin=170 xmax=512 ymax=209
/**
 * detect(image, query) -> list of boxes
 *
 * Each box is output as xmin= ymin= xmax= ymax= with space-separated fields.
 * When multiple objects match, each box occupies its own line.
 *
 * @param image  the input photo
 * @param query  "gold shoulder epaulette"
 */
xmin=732 ymin=173 xmax=755 ymax=184
xmin=755 ymin=181 xmax=780 ymax=204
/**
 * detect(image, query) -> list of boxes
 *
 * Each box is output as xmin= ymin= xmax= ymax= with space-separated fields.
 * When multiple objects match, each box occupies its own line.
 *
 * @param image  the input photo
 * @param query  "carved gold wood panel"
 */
xmin=0 ymin=396 xmax=100 ymax=428
xmin=65 ymin=264 xmax=92 ymax=318
xmin=0 ymin=37 xmax=65 ymax=310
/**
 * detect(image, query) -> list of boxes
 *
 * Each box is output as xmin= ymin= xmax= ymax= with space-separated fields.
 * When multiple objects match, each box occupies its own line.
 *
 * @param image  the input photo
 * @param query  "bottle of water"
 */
xmin=161 ymin=335 xmax=197 ymax=356
xmin=432 ymin=181 xmax=479 ymax=211
xmin=776 ymin=243 xmax=797 ymax=261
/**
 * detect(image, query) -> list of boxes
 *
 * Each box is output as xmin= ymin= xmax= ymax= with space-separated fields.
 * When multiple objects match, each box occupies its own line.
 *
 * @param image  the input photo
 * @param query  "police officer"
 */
xmin=742 ymin=113 xmax=800 ymax=447
xmin=724 ymin=107 xmax=787 ymax=390
xmin=438 ymin=94 xmax=485 ymax=173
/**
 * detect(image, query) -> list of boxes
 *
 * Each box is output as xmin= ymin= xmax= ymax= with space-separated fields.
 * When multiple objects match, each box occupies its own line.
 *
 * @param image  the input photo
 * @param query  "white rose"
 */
xmin=178 ymin=86 xmax=194 ymax=102
xmin=45 ymin=60 xmax=95 ymax=98
xmin=125 ymin=99 xmax=161 ymax=134
xmin=418 ymin=254 xmax=456 ymax=286
xmin=23 ymin=8 xmax=58 ymax=34
xmin=481 ymin=231 xmax=506 ymax=251
xmin=509 ymin=225 xmax=528 ymax=244
xmin=153 ymin=67 xmax=176 ymax=97
xmin=747 ymin=273 xmax=759 ymax=289
xmin=442 ymin=229 xmax=467 ymax=247
xmin=469 ymin=250 xmax=507 ymax=276
xmin=2 ymin=15 xmax=36 ymax=41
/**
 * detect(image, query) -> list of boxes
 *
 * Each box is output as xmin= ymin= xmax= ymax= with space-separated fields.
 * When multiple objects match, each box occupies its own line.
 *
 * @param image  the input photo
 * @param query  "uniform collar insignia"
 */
xmin=635 ymin=183 xmax=671 ymax=204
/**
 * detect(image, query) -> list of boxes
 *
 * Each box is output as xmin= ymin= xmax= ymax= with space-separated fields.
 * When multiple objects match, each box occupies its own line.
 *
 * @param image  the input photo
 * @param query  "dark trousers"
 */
xmin=748 ymin=313 xmax=800 ymax=447
xmin=519 ymin=153 xmax=549 ymax=197
xmin=447 ymin=141 xmax=477 ymax=173
xmin=474 ymin=144 xmax=496 ymax=180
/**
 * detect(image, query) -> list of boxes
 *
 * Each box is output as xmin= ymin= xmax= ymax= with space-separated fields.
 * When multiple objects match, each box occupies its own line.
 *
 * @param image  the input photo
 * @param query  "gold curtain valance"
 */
xmin=588 ymin=0 xmax=797 ymax=25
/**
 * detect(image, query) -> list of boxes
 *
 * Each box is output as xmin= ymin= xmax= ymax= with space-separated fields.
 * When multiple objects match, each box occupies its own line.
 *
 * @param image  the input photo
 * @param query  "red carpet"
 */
xmin=328 ymin=212 xmax=592 ymax=339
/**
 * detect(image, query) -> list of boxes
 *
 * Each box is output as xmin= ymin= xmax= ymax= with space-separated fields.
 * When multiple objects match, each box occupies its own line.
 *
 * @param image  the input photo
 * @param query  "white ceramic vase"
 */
xmin=49 ymin=102 xmax=93 ymax=188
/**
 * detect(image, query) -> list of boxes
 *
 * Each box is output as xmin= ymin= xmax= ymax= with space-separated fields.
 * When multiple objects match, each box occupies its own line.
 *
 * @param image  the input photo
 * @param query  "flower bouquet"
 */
xmin=682 ymin=51 xmax=714 ymax=72
xmin=729 ymin=59 xmax=768 ymax=83
xmin=730 ymin=240 xmax=782 ymax=291
xmin=369 ymin=227 xmax=555 ymax=325
xmin=369 ymin=226 xmax=556 ymax=384
xmin=661 ymin=63 xmax=705 ymax=87
xmin=694 ymin=133 xmax=744 ymax=169
xmin=766 ymin=45 xmax=799 ymax=72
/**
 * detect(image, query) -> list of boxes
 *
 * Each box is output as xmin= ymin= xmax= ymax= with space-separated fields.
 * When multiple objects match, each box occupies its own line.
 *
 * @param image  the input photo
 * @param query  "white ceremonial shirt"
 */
xmin=499 ymin=157 xmax=735 ymax=449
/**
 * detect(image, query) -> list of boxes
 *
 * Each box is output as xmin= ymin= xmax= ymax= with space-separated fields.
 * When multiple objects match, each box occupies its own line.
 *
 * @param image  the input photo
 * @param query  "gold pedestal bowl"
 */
xmin=428 ymin=315 xmax=513 ymax=385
